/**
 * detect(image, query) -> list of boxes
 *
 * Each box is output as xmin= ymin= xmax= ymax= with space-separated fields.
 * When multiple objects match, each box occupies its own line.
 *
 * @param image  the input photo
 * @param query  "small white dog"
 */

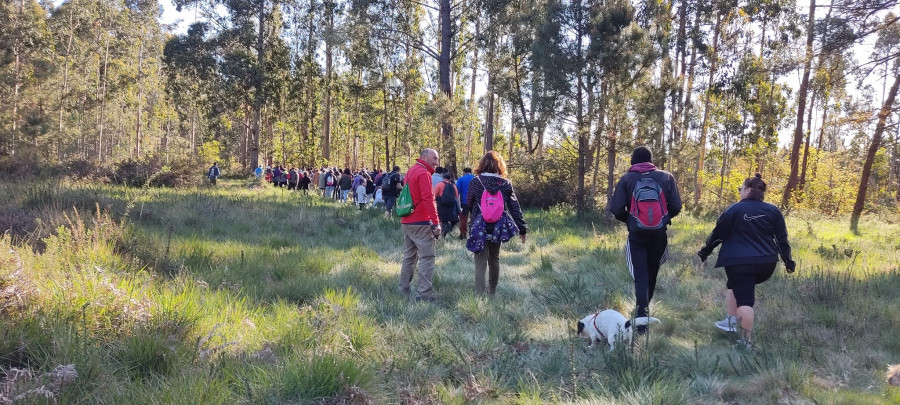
xmin=576 ymin=310 xmax=661 ymax=351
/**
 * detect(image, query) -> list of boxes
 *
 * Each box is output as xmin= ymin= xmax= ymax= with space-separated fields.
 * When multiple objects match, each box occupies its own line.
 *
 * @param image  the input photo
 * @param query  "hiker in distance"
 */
xmin=465 ymin=151 xmax=527 ymax=296
xmin=697 ymin=174 xmax=796 ymax=349
xmin=456 ymin=167 xmax=475 ymax=239
xmin=207 ymin=162 xmax=220 ymax=186
xmin=398 ymin=148 xmax=442 ymax=303
xmin=609 ymin=146 xmax=682 ymax=334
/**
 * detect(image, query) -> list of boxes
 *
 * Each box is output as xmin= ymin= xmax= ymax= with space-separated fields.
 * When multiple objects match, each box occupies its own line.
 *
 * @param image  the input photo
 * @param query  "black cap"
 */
xmin=630 ymin=146 xmax=652 ymax=164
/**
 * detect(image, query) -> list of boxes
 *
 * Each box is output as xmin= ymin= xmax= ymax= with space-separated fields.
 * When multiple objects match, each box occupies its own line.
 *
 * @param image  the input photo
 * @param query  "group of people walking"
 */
xmin=396 ymin=149 xmax=529 ymax=302
xmin=608 ymin=146 xmax=795 ymax=348
xmin=231 ymin=144 xmax=795 ymax=349
xmin=395 ymin=146 xmax=795 ymax=349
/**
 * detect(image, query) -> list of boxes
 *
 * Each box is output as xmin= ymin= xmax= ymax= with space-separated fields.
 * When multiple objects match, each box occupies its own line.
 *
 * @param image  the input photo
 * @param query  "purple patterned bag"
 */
xmin=466 ymin=213 xmax=519 ymax=253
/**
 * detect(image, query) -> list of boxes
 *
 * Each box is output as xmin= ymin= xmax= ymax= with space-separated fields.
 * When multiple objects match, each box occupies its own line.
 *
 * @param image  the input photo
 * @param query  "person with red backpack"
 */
xmin=433 ymin=171 xmax=460 ymax=238
xmin=465 ymin=151 xmax=528 ymax=296
xmin=609 ymin=146 xmax=683 ymax=334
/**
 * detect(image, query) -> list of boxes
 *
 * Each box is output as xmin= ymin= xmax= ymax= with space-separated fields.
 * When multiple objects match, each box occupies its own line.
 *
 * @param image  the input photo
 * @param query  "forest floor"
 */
xmin=1 ymin=179 xmax=899 ymax=404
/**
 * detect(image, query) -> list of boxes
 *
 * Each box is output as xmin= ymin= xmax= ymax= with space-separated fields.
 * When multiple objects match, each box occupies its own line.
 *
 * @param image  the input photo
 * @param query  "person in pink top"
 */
xmin=399 ymin=148 xmax=441 ymax=303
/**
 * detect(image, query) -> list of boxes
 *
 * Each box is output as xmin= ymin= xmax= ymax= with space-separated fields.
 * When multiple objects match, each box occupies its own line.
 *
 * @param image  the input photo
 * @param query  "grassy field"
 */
xmin=1 ymin=179 xmax=899 ymax=404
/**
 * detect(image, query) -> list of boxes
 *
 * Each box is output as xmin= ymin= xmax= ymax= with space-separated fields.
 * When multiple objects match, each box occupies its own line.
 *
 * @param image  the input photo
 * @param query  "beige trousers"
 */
xmin=399 ymin=224 xmax=436 ymax=299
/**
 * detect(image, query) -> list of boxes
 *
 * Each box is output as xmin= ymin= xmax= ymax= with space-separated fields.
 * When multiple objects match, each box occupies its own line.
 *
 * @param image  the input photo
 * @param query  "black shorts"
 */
xmin=725 ymin=263 xmax=776 ymax=308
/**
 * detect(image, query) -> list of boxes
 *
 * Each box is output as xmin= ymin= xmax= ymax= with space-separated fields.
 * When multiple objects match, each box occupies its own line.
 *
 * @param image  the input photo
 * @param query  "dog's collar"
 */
xmin=591 ymin=312 xmax=606 ymax=339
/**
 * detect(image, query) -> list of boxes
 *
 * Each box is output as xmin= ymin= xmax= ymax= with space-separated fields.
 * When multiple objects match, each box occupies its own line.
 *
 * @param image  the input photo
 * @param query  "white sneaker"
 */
xmin=715 ymin=315 xmax=737 ymax=332
xmin=734 ymin=338 xmax=753 ymax=351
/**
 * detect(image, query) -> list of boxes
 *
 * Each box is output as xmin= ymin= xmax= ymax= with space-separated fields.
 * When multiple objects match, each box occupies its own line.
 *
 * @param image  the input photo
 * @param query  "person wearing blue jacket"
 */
xmin=456 ymin=167 xmax=475 ymax=239
xmin=697 ymin=173 xmax=796 ymax=348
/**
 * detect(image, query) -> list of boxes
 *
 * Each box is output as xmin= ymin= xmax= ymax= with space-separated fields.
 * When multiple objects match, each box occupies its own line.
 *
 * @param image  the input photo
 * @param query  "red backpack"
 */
xmin=629 ymin=175 xmax=669 ymax=231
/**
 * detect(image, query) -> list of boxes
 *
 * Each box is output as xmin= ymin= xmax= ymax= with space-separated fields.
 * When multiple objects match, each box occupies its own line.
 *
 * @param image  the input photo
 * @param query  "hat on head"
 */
xmin=630 ymin=146 xmax=653 ymax=164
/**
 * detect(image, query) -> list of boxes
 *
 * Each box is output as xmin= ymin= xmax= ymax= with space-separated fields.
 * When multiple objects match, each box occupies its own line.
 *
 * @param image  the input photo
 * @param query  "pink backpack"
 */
xmin=477 ymin=176 xmax=504 ymax=223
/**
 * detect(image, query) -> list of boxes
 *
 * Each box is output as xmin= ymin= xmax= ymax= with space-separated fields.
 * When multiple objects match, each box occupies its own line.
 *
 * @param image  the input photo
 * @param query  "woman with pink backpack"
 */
xmin=465 ymin=151 xmax=528 ymax=296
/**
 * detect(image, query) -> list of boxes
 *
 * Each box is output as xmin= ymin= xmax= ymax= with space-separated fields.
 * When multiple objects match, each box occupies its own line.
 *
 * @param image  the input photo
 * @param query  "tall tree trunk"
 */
xmin=574 ymin=0 xmax=589 ymax=215
xmin=782 ymin=0 xmax=816 ymax=208
xmin=11 ymin=35 xmax=21 ymax=154
xmin=250 ymin=0 xmax=267 ymax=170
xmin=799 ymin=88 xmax=817 ymax=191
xmin=484 ymin=81 xmax=494 ymax=152
xmin=97 ymin=33 xmax=110 ymax=163
xmin=135 ymin=28 xmax=145 ymax=158
xmin=811 ymin=96 xmax=829 ymax=179
xmin=323 ymin=1 xmax=334 ymax=160
xmin=58 ymin=10 xmax=75 ymax=136
xmin=439 ymin=0 xmax=458 ymax=175
xmin=469 ymin=15 xmax=479 ymax=105
xmin=851 ymin=72 xmax=900 ymax=231
xmin=508 ymin=105 xmax=515 ymax=159
xmin=164 ymin=118 xmax=171 ymax=164
xmin=693 ymin=9 xmax=722 ymax=206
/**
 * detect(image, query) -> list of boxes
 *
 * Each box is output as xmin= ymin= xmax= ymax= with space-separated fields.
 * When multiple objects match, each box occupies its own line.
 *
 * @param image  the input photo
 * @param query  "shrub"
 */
xmin=0 ymin=154 xmax=41 ymax=179
xmin=111 ymin=157 xmax=201 ymax=188
xmin=508 ymin=151 xmax=577 ymax=209
xmin=65 ymin=159 xmax=96 ymax=180
xmin=110 ymin=159 xmax=157 ymax=187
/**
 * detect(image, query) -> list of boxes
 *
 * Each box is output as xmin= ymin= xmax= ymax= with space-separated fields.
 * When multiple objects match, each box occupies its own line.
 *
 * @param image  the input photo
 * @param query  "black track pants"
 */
xmin=626 ymin=232 xmax=669 ymax=318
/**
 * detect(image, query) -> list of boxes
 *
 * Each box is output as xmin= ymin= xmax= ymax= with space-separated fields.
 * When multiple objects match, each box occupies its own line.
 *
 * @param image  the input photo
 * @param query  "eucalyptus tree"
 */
xmin=355 ymin=0 xmax=481 ymax=176
xmin=851 ymin=15 xmax=900 ymax=230
xmin=485 ymin=0 xmax=567 ymax=155
xmin=174 ymin=0 xmax=288 ymax=170
xmin=0 ymin=0 xmax=53 ymax=156
xmin=163 ymin=22 xmax=217 ymax=154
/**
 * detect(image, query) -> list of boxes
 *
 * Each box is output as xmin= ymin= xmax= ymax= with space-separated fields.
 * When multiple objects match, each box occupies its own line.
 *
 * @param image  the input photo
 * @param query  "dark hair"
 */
xmin=742 ymin=173 xmax=767 ymax=200
xmin=463 ymin=167 xmax=472 ymax=174
xmin=630 ymin=146 xmax=652 ymax=165
xmin=475 ymin=150 xmax=508 ymax=178
xmin=435 ymin=166 xmax=444 ymax=174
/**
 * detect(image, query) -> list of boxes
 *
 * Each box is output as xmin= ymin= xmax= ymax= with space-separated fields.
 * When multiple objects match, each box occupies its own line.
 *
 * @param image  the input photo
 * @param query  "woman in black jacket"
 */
xmin=697 ymin=174 xmax=796 ymax=348
xmin=466 ymin=151 xmax=527 ymax=296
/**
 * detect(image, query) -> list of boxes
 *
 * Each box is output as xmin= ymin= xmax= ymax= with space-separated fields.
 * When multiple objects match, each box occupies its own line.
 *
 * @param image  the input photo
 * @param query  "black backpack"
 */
xmin=438 ymin=182 xmax=457 ymax=207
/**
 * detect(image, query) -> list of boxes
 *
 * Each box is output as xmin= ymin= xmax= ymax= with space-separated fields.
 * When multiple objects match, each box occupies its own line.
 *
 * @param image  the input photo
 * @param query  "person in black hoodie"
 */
xmin=609 ymin=146 xmax=683 ymax=334
xmin=697 ymin=174 xmax=795 ymax=348
xmin=466 ymin=151 xmax=528 ymax=296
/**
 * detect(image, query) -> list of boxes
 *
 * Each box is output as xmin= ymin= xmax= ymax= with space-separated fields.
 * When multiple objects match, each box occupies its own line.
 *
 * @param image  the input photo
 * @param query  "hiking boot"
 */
xmin=715 ymin=315 xmax=737 ymax=332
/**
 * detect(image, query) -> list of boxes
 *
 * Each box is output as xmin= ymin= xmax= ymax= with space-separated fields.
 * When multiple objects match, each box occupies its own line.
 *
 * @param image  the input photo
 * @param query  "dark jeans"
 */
xmin=626 ymin=232 xmax=669 ymax=319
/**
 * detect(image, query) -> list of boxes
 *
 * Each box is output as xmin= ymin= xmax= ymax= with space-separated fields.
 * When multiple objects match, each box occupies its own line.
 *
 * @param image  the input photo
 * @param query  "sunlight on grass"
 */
xmin=0 ymin=180 xmax=898 ymax=403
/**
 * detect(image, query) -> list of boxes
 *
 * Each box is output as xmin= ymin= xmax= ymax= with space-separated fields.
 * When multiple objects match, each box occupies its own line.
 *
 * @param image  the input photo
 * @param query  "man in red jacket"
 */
xmin=399 ymin=148 xmax=442 ymax=302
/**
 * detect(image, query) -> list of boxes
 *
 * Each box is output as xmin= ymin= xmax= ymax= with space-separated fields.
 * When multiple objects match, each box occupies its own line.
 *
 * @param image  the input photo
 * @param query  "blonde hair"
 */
xmin=475 ymin=150 xmax=508 ymax=178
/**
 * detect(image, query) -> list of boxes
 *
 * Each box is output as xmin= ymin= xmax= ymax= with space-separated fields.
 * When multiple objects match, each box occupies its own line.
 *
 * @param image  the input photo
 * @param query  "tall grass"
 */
xmin=0 ymin=179 xmax=898 ymax=403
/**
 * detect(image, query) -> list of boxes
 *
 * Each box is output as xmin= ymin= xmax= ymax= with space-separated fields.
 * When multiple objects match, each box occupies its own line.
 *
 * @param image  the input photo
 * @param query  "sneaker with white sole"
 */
xmin=715 ymin=315 xmax=737 ymax=332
